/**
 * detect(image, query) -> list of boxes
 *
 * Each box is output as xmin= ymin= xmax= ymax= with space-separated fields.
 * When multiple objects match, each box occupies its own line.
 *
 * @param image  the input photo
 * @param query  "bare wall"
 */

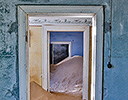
xmin=29 ymin=26 xmax=42 ymax=86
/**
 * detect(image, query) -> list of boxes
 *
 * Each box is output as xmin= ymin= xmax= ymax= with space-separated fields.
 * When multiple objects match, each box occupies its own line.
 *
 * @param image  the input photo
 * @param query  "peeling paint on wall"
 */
xmin=0 ymin=56 xmax=18 ymax=100
xmin=5 ymin=83 xmax=19 ymax=99
xmin=8 ymin=22 xmax=18 ymax=34
xmin=0 ymin=0 xmax=128 ymax=100
xmin=18 ymin=0 xmax=51 ymax=3
xmin=103 ymin=87 xmax=108 ymax=98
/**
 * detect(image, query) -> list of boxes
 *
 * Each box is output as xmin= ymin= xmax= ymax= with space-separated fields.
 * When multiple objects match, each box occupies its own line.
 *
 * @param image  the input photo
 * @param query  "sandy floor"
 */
xmin=30 ymin=82 xmax=82 ymax=100
xmin=30 ymin=56 xmax=83 ymax=100
xmin=50 ymin=56 xmax=83 ymax=94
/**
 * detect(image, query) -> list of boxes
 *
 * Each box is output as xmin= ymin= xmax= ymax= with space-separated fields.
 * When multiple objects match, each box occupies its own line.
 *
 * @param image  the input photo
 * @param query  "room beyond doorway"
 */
xmin=28 ymin=25 xmax=90 ymax=100
xmin=50 ymin=31 xmax=83 ymax=95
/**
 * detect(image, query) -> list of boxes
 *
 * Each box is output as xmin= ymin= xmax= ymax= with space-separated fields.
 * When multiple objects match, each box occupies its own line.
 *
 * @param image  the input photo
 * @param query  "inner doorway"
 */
xmin=50 ymin=31 xmax=83 ymax=95
xmin=50 ymin=41 xmax=71 ymax=64
xmin=42 ymin=25 xmax=90 ymax=100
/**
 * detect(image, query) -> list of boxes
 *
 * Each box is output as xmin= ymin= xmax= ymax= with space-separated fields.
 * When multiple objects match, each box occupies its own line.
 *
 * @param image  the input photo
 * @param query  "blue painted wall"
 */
xmin=0 ymin=0 xmax=128 ymax=100
xmin=50 ymin=32 xmax=83 ymax=57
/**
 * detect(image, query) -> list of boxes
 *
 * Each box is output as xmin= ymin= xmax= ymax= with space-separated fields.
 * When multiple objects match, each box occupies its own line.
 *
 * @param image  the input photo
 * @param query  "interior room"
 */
xmin=50 ymin=31 xmax=83 ymax=94
xmin=28 ymin=16 xmax=92 ymax=100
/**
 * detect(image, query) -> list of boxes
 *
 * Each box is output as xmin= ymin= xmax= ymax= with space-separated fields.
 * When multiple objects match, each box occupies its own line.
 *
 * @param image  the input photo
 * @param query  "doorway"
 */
xmin=50 ymin=31 xmax=83 ymax=96
xmin=28 ymin=25 xmax=88 ymax=100
xmin=18 ymin=5 xmax=103 ymax=100
xmin=42 ymin=26 xmax=90 ymax=100
xmin=50 ymin=41 xmax=71 ymax=64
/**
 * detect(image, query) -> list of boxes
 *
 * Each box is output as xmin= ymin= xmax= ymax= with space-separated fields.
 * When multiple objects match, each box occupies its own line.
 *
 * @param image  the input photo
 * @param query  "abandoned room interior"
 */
xmin=28 ymin=15 xmax=92 ymax=100
xmin=0 ymin=0 xmax=128 ymax=100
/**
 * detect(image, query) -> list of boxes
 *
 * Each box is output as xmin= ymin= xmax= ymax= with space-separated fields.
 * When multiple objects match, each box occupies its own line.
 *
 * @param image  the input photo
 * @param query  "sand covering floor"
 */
xmin=50 ymin=56 xmax=83 ymax=94
xmin=30 ymin=56 xmax=83 ymax=100
xmin=30 ymin=81 xmax=82 ymax=100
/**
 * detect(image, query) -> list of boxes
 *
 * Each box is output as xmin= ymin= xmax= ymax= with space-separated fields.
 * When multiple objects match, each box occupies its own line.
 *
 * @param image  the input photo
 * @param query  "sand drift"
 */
xmin=30 ymin=81 xmax=82 ymax=100
xmin=30 ymin=56 xmax=83 ymax=100
xmin=50 ymin=56 xmax=83 ymax=94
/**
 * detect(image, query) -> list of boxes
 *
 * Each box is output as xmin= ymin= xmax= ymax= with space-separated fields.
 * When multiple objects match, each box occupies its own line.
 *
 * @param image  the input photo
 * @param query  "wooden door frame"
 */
xmin=42 ymin=25 xmax=90 ymax=100
xmin=18 ymin=5 xmax=103 ymax=100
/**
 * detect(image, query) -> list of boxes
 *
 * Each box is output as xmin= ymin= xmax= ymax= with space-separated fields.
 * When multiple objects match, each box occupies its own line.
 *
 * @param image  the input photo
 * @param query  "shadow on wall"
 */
xmin=50 ymin=44 xmax=69 ymax=64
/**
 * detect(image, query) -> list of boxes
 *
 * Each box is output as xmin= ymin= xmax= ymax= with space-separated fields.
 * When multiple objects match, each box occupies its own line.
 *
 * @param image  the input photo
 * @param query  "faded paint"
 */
xmin=0 ymin=0 xmax=128 ymax=100
xmin=29 ymin=26 xmax=42 ymax=86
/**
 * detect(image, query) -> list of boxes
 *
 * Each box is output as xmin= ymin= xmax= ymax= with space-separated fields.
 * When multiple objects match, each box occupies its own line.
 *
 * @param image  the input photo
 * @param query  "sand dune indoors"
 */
xmin=30 ymin=56 xmax=83 ymax=100
xmin=50 ymin=56 xmax=83 ymax=94
xmin=30 ymin=82 xmax=82 ymax=100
